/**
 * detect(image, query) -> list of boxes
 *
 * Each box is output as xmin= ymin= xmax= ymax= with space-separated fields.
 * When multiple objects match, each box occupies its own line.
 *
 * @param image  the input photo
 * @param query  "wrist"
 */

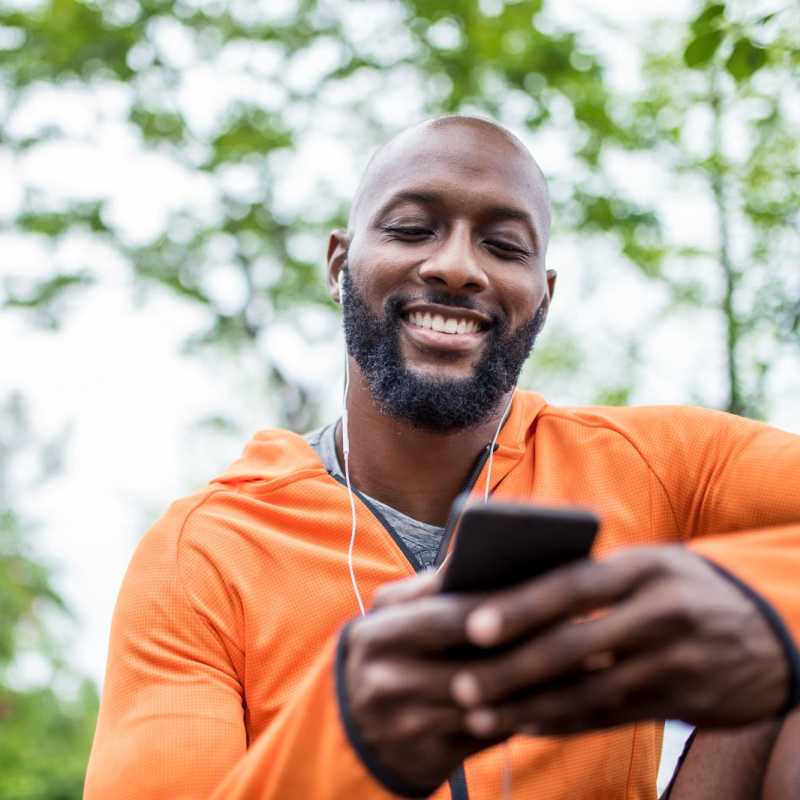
xmin=700 ymin=556 xmax=800 ymax=715
xmin=335 ymin=621 xmax=443 ymax=798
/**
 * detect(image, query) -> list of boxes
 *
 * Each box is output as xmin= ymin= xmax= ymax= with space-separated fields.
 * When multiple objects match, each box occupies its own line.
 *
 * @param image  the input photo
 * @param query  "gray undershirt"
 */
xmin=304 ymin=423 xmax=446 ymax=570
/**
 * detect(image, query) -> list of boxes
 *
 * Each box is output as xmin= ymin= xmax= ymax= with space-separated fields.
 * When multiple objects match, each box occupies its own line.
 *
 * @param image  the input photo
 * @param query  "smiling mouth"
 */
xmin=403 ymin=310 xmax=489 ymax=336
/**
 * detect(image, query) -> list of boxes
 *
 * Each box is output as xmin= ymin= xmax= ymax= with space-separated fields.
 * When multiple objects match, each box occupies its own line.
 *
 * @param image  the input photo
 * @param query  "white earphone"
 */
xmin=338 ymin=268 xmax=363 ymax=614
xmin=337 ymin=269 xmax=349 ymax=465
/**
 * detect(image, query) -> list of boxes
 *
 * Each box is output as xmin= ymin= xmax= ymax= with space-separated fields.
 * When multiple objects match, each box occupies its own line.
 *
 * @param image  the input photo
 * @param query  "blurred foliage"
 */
xmin=1 ymin=0 xmax=794 ymax=419
xmin=0 ymin=394 xmax=99 ymax=799
xmin=0 ymin=0 xmax=662 ymax=414
xmin=0 ymin=677 xmax=98 ymax=800
xmin=627 ymin=1 xmax=800 ymax=416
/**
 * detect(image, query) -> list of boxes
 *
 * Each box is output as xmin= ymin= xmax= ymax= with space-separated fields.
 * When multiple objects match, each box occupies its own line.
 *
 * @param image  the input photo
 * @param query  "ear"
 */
xmin=545 ymin=269 xmax=557 ymax=303
xmin=327 ymin=230 xmax=349 ymax=304
xmin=535 ymin=269 xmax=558 ymax=331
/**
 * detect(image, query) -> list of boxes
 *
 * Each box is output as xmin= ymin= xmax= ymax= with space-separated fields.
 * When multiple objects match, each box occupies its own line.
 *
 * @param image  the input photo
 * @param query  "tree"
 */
xmin=0 ymin=393 xmax=99 ymax=799
xmin=3 ymin=1 xmax=797 ymax=419
xmin=620 ymin=1 xmax=800 ymax=417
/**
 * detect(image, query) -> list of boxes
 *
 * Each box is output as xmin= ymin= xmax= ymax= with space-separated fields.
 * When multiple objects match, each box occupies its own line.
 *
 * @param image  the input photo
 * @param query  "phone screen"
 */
xmin=441 ymin=498 xmax=599 ymax=594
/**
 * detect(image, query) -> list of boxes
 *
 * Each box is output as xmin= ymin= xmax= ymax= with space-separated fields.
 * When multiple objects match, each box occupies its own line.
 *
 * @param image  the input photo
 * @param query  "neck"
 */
xmin=337 ymin=363 xmax=512 ymax=526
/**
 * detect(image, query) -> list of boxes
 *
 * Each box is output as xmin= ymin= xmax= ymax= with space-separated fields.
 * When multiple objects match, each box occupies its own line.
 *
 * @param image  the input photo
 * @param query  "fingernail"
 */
xmin=466 ymin=709 xmax=496 ymax=737
xmin=467 ymin=607 xmax=502 ymax=646
xmin=452 ymin=671 xmax=481 ymax=706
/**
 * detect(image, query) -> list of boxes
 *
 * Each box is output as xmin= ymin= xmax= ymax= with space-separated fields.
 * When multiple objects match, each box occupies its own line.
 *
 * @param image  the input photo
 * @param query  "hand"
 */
xmin=345 ymin=570 xmax=501 ymax=793
xmin=447 ymin=546 xmax=789 ymax=739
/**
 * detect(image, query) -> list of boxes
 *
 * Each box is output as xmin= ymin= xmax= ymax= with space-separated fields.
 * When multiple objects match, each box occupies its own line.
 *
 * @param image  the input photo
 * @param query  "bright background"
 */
xmin=1 ymin=0 xmax=797 ymax=796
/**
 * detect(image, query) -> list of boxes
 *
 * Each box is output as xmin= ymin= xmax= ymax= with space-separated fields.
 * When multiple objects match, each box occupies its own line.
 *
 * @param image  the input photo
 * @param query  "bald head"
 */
xmin=348 ymin=115 xmax=551 ymax=248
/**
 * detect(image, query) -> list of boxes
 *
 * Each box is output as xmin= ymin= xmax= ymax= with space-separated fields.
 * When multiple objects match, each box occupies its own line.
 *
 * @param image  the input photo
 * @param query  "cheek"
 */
xmin=351 ymin=243 xmax=415 ymax=298
xmin=497 ymin=272 xmax=547 ymax=326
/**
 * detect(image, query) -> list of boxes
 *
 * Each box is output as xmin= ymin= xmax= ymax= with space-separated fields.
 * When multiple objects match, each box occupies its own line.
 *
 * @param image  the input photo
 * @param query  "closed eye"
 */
xmin=383 ymin=225 xmax=433 ymax=239
xmin=485 ymin=240 xmax=532 ymax=259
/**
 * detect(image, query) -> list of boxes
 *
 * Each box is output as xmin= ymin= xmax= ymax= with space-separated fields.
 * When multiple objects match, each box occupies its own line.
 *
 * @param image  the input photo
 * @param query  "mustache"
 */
xmin=387 ymin=291 xmax=505 ymax=327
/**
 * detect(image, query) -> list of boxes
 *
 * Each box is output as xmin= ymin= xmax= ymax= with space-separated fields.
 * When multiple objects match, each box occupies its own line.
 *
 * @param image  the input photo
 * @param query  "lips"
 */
xmin=402 ymin=302 xmax=491 ymax=329
xmin=406 ymin=310 xmax=481 ymax=335
xmin=400 ymin=303 xmax=490 ymax=355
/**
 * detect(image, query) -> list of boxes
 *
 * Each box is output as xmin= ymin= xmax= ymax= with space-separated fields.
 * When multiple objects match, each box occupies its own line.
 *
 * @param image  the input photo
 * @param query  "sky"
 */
xmin=1 ymin=0 xmax=794 ymax=788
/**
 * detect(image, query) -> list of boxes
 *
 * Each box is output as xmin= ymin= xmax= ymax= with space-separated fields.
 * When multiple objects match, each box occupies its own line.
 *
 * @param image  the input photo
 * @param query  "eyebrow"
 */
xmin=375 ymin=191 xmax=441 ymax=217
xmin=375 ymin=190 xmax=542 ymax=252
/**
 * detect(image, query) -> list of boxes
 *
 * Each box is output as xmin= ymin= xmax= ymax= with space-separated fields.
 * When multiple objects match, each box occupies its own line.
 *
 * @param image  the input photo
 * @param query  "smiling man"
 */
xmin=84 ymin=116 xmax=800 ymax=800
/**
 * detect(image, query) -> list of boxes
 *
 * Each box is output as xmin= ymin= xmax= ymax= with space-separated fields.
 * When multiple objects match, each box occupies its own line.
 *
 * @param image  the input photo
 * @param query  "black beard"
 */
xmin=341 ymin=270 xmax=546 ymax=433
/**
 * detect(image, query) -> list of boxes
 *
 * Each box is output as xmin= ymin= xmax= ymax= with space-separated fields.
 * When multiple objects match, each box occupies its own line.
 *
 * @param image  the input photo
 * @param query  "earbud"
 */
xmin=337 ymin=269 xmax=345 ymax=304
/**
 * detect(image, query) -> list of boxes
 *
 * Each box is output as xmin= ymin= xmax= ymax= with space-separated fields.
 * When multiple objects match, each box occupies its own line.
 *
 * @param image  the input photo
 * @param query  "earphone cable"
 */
xmin=341 ymin=332 xmax=366 ymax=617
xmin=484 ymin=389 xmax=516 ymax=502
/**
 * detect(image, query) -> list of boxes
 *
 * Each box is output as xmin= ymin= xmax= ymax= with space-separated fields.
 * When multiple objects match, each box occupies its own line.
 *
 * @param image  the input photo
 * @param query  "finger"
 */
xmin=355 ymin=657 xmax=465 ymax=709
xmin=453 ymin=585 xmax=687 ymax=707
xmin=353 ymin=593 xmax=485 ymax=655
xmin=371 ymin=569 xmax=443 ymax=611
xmin=370 ymin=703 xmax=468 ymax=745
xmin=463 ymin=649 xmax=669 ymax=739
xmin=465 ymin=547 xmax=665 ymax=648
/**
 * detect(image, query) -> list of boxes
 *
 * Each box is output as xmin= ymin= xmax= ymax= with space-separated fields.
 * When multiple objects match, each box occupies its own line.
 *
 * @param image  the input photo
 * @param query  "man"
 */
xmin=84 ymin=116 xmax=800 ymax=799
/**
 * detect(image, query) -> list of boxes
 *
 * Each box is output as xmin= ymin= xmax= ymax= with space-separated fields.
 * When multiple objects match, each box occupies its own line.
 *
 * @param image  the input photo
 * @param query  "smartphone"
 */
xmin=440 ymin=496 xmax=600 ymax=594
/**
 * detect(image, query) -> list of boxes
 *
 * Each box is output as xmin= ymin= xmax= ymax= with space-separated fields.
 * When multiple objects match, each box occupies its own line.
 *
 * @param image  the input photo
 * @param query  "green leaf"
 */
xmin=3 ymin=272 xmax=94 ymax=310
xmin=725 ymin=37 xmax=767 ymax=82
xmin=683 ymin=28 xmax=724 ymax=67
xmin=690 ymin=3 xmax=726 ymax=34
xmin=206 ymin=107 xmax=293 ymax=169
xmin=130 ymin=107 xmax=188 ymax=145
xmin=594 ymin=386 xmax=632 ymax=407
xmin=15 ymin=203 xmax=108 ymax=236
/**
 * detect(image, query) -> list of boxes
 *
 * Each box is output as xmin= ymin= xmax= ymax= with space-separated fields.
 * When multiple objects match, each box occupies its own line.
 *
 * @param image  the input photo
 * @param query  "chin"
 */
xmin=404 ymin=362 xmax=476 ymax=384
xmin=401 ymin=348 xmax=476 ymax=374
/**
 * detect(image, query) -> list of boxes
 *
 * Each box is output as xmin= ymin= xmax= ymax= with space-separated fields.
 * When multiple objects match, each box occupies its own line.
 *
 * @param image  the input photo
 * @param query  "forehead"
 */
xmin=355 ymin=122 xmax=550 ymax=235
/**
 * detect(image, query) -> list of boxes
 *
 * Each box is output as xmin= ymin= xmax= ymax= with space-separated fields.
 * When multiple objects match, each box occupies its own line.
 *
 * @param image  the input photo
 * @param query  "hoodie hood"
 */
xmin=213 ymin=390 xmax=548 ymax=494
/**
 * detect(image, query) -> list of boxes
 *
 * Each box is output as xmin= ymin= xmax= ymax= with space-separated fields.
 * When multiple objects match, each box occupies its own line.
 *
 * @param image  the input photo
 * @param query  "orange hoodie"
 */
xmin=84 ymin=392 xmax=800 ymax=799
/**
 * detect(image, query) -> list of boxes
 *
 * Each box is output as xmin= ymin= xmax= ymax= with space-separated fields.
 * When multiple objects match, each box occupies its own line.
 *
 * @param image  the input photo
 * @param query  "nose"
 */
xmin=417 ymin=221 xmax=489 ymax=294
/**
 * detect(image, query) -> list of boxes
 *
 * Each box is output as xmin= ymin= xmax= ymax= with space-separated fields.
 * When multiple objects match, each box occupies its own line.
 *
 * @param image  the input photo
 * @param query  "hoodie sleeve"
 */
xmin=649 ymin=409 xmax=800 ymax=710
xmin=83 ymin=494 xmax=411 ymax=800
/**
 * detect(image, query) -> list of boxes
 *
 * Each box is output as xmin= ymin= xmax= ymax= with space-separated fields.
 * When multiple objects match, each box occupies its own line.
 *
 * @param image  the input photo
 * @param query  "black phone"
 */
xmin=440 ymin=496 xmax=600 ymax=594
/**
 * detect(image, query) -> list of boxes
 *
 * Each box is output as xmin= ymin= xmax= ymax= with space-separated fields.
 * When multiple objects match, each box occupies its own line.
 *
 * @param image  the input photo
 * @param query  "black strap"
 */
xmin=447 ymin=764 xmax=469 ymax=800
xmin=659 ymin=728 xmax=697 ymax=799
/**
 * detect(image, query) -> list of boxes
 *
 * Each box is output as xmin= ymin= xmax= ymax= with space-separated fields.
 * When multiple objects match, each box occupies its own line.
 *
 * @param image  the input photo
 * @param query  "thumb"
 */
xmin=370 ymin=568 xmax=443 ymax=611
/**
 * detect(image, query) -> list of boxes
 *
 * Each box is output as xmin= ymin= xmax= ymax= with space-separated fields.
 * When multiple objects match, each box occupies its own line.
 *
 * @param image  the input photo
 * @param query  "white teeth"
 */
xmin=407 ymin=312 xmax=480 ymax=335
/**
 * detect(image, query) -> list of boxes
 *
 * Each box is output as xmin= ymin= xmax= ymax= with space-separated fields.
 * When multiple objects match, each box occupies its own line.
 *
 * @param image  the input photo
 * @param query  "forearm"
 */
xmin=664 ymin=721 xmax=781 ymax=800
xmin=762 ymin=710 xmax=800 ymax=800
